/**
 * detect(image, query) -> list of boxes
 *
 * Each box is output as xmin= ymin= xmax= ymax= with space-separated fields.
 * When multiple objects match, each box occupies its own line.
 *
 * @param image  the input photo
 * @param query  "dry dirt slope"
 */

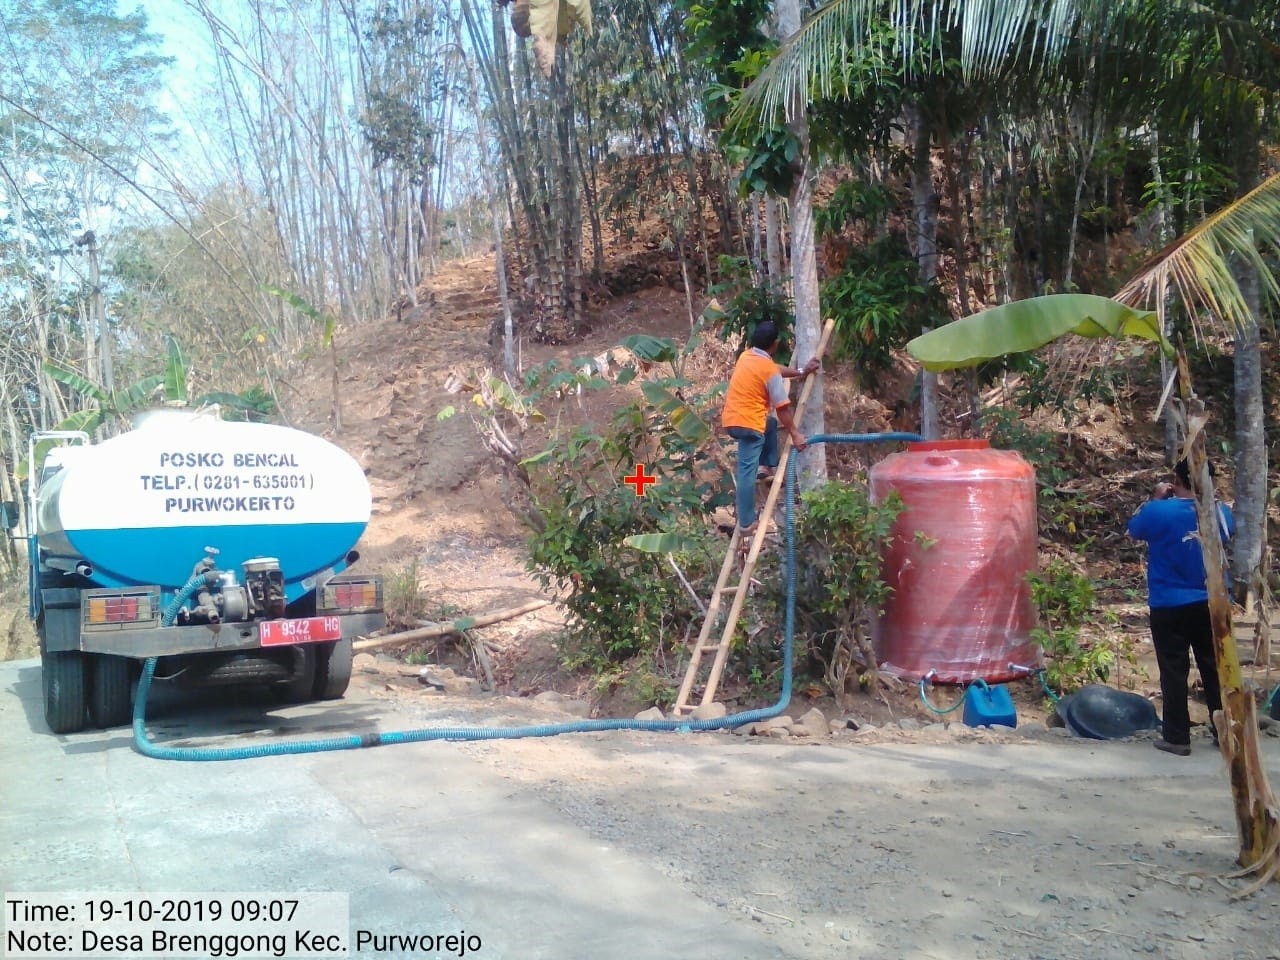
xmin=287 ymin=256 xmax=704 ymax=691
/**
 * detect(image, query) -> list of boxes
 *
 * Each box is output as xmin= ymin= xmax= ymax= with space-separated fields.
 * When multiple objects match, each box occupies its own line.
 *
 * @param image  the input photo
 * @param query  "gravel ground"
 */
xmin=362 ymin=666 xmax=1280 ymax=960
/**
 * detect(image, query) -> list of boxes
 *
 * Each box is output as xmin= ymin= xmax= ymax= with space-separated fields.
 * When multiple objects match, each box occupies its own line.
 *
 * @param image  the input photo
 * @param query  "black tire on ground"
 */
xmin=312 ymin=639 xmax=353 ymax=700
xmin=177 ymin=652 xmax=294 ymax=687
xmin=88 ymin=654 xmax=133 ymax=729
xmin=273 ymin=645 xmax=317 ymax=703
xmin=42 ymin=649 xmax=86 ymax=734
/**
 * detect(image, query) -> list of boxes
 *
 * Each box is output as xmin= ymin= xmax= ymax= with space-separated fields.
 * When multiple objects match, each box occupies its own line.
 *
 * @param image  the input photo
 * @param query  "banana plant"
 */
xmin=904 ymin=294 xmax=1168 ymax=371
xmin=18 ymin=335 xmax=267 ymax=480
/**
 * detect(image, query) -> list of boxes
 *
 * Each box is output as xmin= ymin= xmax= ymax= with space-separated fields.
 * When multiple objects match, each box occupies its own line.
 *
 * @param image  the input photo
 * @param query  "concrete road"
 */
xmin=4 ymin=656 xmax=1280 ymax=960
xmin=0 ymin=658 xmax=791 ymax=960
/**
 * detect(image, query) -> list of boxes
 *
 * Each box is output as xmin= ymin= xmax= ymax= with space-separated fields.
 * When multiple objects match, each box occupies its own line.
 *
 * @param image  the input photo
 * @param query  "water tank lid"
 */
xmin=907 ymin=439 xmax=991 ymax=453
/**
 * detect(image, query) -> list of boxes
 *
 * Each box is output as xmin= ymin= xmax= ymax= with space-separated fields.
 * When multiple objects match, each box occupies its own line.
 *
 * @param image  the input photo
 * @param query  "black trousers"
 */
xmin=1150 ymin=602 xmax=1221 ymax=745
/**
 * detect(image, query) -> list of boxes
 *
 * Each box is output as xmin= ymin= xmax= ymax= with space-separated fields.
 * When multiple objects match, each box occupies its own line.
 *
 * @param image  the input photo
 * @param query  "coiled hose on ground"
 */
xmin=132 ymin=432 xmax=923 ymax=761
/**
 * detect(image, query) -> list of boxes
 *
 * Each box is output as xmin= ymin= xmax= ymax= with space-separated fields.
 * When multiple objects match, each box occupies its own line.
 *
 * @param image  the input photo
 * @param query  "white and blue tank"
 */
xmin=36 ymin=410 xmax=371 ymax=603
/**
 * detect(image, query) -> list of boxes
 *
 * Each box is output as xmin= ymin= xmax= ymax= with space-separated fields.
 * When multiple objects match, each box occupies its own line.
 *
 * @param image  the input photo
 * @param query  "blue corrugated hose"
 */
xmin=133 ymin=432 xmax=924 ymax=761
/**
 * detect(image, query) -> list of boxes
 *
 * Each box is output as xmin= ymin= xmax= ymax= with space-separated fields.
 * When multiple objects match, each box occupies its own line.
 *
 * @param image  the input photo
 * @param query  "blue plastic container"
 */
xmin=963 ymin=680 xmax=1017 ymax=729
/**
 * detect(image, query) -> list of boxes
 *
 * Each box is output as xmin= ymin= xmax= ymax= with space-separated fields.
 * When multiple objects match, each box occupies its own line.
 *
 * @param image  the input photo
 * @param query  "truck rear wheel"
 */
xmin=89 ymin=655 xmax=133 ymax=729
xmin=273 ymin=646 xmax=317 ymax=703
xmin=42 ymin=650 xmax=86 ymax=734
xmin=313 ymin=640 xmax=353 ymax=700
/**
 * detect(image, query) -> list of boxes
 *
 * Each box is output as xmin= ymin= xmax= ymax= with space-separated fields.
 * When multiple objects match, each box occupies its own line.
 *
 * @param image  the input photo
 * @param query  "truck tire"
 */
xmin=313 ymin=640 xmax=353 ymax=700
xmin=42 ymin=650 xmax=86 ymax=734
xmin=273 ymin=646 xmax=317 ymax=704
xmin=88 ymin=655 xmax=133 ymax=729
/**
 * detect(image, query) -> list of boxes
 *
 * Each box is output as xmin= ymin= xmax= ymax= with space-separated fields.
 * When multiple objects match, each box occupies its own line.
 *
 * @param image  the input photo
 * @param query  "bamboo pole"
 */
xmin=353 ymin=598 xmax=551 ymax=651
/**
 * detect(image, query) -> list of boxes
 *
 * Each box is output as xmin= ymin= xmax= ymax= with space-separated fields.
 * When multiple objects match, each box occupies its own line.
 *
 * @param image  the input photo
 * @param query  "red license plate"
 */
xmin=259 ymin=616 xmax=343 ymax=646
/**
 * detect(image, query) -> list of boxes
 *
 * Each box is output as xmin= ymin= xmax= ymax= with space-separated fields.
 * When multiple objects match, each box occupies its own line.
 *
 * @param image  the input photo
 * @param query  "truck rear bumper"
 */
xmin=78 ymin=613 xmax=386 ymax=657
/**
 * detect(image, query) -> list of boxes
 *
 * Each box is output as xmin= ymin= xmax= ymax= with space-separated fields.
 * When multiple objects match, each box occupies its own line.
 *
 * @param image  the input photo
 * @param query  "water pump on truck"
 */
xmin=6 ymin=409 xmax=386 ymax=734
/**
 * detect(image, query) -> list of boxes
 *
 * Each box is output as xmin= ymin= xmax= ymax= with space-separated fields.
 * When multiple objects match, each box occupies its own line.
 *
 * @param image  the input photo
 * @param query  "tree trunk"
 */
xmin=909 ymin=104 xmax=940 ymax=439
xmin=1148 ymin=131 xmax=1180 ymax=463
xmin=1175 ymin=350 xmax=1280 ymax=891
xmin=1232 ymin=316 xmax=1266 ymax=604
xmin=764 ymin=194 xmax=783 ymax=290
xmin=775 ymin=0 xmax=825 ymax=488
xmin=1230 ymin=138 xmax=1267 ymax=609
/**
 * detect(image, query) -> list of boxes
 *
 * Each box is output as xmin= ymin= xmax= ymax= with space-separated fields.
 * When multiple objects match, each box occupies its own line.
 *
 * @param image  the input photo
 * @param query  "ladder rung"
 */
xmin=698 ymin=644 xmax=724 ymax=653
xmin=712 ymin=584 xmax=741 ymax=596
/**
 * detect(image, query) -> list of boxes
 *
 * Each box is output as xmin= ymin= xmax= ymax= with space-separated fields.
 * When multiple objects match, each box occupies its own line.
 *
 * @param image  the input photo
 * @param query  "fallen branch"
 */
xmin=354 ymin=598 xmax=552 ymax=651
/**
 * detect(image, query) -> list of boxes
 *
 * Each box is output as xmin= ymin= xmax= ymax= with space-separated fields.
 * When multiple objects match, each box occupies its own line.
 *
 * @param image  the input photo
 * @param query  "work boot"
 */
xmin=1153 ymin=739 xmax=1191 ymax=757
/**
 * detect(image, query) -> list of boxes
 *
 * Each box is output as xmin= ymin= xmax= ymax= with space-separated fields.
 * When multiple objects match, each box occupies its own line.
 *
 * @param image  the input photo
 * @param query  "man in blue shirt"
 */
xmin=1127 ymin=459 xmax=1234 ymax=756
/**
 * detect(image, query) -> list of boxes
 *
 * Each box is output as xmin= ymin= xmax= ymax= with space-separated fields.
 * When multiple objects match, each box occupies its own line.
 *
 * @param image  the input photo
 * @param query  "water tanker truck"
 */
xmin=9 ymin=409 xmax=385 ymax=734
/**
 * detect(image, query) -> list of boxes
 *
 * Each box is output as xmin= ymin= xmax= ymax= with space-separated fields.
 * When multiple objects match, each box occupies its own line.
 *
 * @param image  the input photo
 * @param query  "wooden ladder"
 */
xmin=672 ymin=319 xmax=835 ymax=717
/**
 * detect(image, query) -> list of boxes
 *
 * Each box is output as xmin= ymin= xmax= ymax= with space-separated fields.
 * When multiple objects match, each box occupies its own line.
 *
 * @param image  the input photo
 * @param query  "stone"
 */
xmin=634 ymin=706 xmax=665 ymax=721
xmin=691 ymin=701 xmax=727 ymax=720
xmin=1188 ymin=876 xmax=1204 ymax=891
xmin=417 ymin=669 xmax=445 ymax=690
xmin=791 ymin=726 xmax=812 ymax=737
xmin=732 ymin=722 xmax=758 ymax=736
xmin=764 ymin=715 xmax=795 ymax=731
xmin=828 ymin=720 xmax=847 ymax=735
xmin=767 ymin=726 xmax=791 ymax=740
xmin=533 ymin=690 xmax=565 ymax=704
xmin=898 ymin=718 xmax=921 ymax=731
xmin=796 ymin=707 xmax=829 ymax=738
xmin=442 ymin=676 xmax=480 ymax=696
xmin=561 ymin=699 xmax=592 ymax=718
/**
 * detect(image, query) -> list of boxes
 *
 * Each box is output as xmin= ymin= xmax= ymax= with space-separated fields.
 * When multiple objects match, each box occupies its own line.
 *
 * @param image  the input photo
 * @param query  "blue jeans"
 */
xmin=727 ymin=418 xmax=778 ymax=529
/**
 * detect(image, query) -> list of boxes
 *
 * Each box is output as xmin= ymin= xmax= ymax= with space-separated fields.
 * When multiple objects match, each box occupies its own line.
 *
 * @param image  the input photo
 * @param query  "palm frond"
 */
xmin=1115 ymin=172 xmax=1280 ymax=339
xmin=732 ymin=0 xmax=1100 ymax=128
xmin=732 ymin=0 xmax=1273 ymax=130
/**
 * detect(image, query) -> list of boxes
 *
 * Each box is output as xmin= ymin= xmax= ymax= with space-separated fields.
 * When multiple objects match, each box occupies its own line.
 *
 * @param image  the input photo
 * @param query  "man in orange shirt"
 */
xmin=721 ymin=320 xmax=819 ymax=534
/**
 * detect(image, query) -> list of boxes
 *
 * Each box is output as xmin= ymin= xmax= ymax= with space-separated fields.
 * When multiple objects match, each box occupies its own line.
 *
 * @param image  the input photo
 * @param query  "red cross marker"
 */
xmin=623 ymin=464 xmax=657 ymax=496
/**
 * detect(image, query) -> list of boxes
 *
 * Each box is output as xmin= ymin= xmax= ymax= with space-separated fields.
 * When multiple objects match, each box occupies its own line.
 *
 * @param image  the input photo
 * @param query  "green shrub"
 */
xmin=384 ymin=558 xmax=429 ymax=630
xmin=706 ymin=255 xmax=794 ymax=359
xmin=1028 ymin=558 xmax=1110 ymax=694
xmin=790 ymin=480 xmax=905 ymax=700
xmin=523 ymin=366 xmax=731 ymax=681
xmin=821 ymin=233 xmax=945 ymax=374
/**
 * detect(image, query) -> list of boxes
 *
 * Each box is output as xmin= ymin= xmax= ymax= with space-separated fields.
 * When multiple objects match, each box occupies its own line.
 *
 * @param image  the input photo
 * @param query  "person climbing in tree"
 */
xmin=1127 ymin=458 xmax=1234 ymax=756
xmin=721 ymin=320 xmax=819 ymax=537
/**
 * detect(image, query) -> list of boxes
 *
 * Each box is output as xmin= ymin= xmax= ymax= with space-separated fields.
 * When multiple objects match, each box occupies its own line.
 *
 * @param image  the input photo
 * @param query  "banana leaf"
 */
xmin=905 ymin=294 xmax=1169 ymax=372
xmin=116 ymin=375 xmax=165 ymax=412
xmin=42 ymin=362 xmax=109 ymax=406
xmin=164 ymin=334 xmax=187 ymax=402
xmin=619 ymin=333 xmax=679 ymax=365
xmin=14 ymin=409 xmax=101 ymax=481
xmin=640 ymin=381 xmax=711 ymax=445
xmin=623 ymin=532 xmax=701 ymax=554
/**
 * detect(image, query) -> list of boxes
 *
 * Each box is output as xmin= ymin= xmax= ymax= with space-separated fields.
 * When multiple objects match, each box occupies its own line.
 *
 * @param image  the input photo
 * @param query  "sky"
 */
xmin=133 ymin=1 xmax=218 ymax=147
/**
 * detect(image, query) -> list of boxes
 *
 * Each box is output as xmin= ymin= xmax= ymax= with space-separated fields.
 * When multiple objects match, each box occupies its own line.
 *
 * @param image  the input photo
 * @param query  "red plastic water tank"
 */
xmin=869 ymin=440 xmax=1041 ymax=683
